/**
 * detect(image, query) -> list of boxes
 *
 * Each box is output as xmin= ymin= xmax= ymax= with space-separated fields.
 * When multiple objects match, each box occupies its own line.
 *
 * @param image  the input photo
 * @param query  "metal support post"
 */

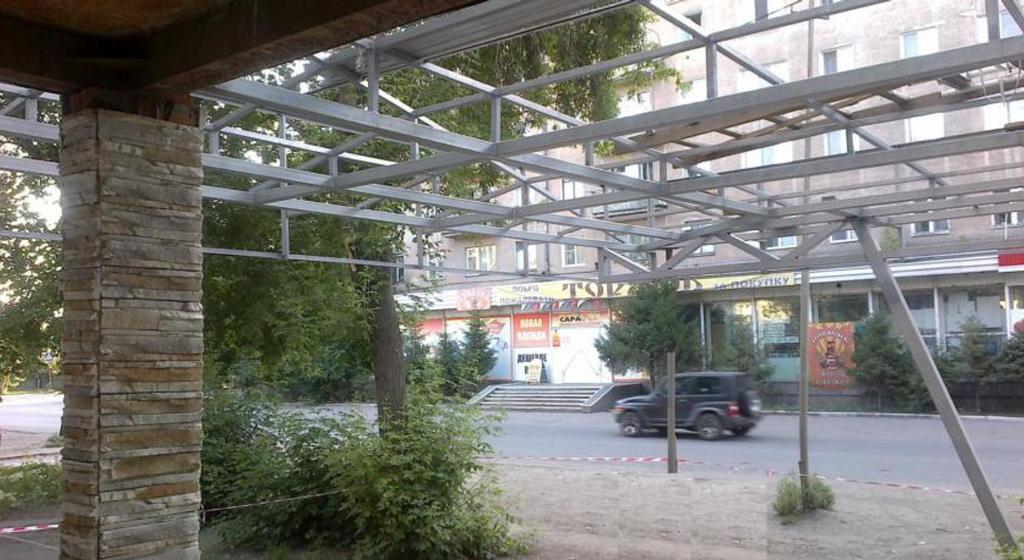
xmin=987 ymin=0 xmax=1002 ymax=41
xmin=367 ymin=45 xmax=380 ymax=113
xmin=798 ymin=269 xmax=811 ymax=489
xmin=852 ymin=219 xmax=1018 ymax=552
xmin=490 ymin=96 xmax=502 ymax=142
xmin=666 ymin=352 xmax=678 ymax=474
xmin=280 ymin=210 xmax=290 ymax=258
xmin=705 ymin=41 xmax=719 ymax=99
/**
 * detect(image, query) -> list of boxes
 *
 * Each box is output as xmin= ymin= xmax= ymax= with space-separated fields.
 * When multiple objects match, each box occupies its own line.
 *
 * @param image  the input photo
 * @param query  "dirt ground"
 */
xmin=3 ymin=461 xmax=1022 ymax=559
xmin=495 ymin=461 xmax=1024 ymax=560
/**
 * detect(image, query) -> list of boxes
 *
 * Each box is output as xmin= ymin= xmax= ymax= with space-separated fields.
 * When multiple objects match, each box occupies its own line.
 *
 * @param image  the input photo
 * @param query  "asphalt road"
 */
xmin=489 ymin=411 xmax=1024 ymax=493
xmin=2 ymin=394 xmax=1022 ymax=493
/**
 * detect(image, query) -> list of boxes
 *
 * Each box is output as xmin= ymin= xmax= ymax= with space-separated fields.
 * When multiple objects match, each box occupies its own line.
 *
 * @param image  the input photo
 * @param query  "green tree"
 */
xmin=993 ymin=329 xmax=1024 ymax=382
xmin=595 ymin=280 xmax=701 ymax=385
xmin=943 ymin=316 xmax=995 ymax=411
xmin=848 ymin=313 xmax=927 ymax=411
xmin=711 ymin=317 xmax=774 ymax=385
xmin=0 ymin=175 xmax=61 ymax=394
xmin=461 ymin=313 xmax=497 ymax=381
xmin=435 ymin=329 xmax=465 ymax=396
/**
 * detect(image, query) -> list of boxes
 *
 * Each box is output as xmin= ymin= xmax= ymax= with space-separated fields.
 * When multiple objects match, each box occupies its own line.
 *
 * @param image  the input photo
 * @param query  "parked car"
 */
xmin=611 ymin=372 xmax=762 ymax=440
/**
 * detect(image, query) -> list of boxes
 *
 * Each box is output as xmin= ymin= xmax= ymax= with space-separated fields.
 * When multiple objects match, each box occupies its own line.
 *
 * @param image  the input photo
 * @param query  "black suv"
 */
xmin=611 ymin=372 xmax=761 ymax=440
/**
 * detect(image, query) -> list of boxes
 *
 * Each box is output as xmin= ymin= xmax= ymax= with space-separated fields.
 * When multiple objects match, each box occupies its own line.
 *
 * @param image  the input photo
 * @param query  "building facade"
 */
xmin=401 ymin=0 xmax=1024 ymax=384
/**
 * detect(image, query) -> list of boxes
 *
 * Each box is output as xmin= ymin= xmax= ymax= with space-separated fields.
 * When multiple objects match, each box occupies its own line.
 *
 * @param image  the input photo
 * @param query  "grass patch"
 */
xmin=773 ymin=475 xmax=835 ymax=525
xmin=44 ymin=433 xmax=63 ymax=448
xmin=0 ymin=462 xmax=61 ymax=515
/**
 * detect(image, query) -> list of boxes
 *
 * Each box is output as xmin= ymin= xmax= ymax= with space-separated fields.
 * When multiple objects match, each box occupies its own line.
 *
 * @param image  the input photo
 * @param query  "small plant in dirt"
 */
xmin=772 ymin=475 xmax=835 ymax=524
xmin=44 ymin=433 xmax=63 ymax=448
xmin=0 ymin=462 xmax=61 ymax=515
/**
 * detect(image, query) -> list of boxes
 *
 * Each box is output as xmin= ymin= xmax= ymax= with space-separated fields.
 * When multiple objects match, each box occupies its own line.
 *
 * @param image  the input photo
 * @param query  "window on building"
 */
xmin=824 ymin=130 xmax=848 ymax=155
xmin=618 ymin=91 xmax=652 ymax=118
xmin=820 ymin=45 xmax=852 ymax=75
xmin=676 ymin=10 xmax=703 ymax=41
xmin=905 ymin=113 xmax=944 ymax=142
xmin=681 ymin=222 xmax=715 ymax=255
xmin=742 ymin=141 xmax=793 ymax=168
xmin=562 ymin=244 xmax=585 ymax=267
xmin=427 ymin=253 xmax=446 ymax=281
xmin=515 ymin=241 xmax=538 ymax=272
xmin=943 ymin=286 xmax=1007 ymax=353
xmin=465 ymin=245 xmax=496 ymax=274
xmin=392 ymin=255 xmax=405 ymax=284
xmin=613 ymin=162 xmax=654 ymax=180
xmin=976 ymin=11 xmax=1024 ymax=41
xmin=983 ymin=99 xmax=1024 ymax=130
xmin=829 ymin=228 xmax=858 ymax=243
xmin=757 ymin=297 xmax=801 ymax=381
xmin=737 ymin=0 xmax=792 ymax=25
xmin=815 ymin=294 xmax=869 ymax=322
xmin=562 ymin=179 xmax=580 ymax=200
xmin=904 ymin=290 xmax=938 ymax=351
xmin=737 ymin=61 xmax=789 ymax=92
xmin=680 ymin=78 xmax=707 ymax=104
xmin=994 ymin=188 xmax=1024 ymax=227
xmin=763 ymin=234 xmax=798 ymax=250
xmin=901 ymin=26 xmax=939 ymax=58
xmin=912 ymin=217 xmax=951 ymax=236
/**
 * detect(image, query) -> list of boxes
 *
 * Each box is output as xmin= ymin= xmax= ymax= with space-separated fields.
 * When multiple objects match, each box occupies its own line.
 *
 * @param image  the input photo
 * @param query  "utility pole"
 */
xmin=666 ymin=352 xmax=678 ymax=474
xmin=798 ymin=269 xmax=811 ymax=489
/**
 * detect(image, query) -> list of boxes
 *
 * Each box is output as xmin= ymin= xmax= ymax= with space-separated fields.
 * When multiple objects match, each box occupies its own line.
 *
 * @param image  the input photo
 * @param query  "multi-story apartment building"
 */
xmin=402 ymin=0 xmax=1024 ymax=386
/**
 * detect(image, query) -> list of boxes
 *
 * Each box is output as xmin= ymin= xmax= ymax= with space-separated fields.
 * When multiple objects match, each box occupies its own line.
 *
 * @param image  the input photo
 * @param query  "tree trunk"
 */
xmin=373 ymin=273 xmax=406 ymax=428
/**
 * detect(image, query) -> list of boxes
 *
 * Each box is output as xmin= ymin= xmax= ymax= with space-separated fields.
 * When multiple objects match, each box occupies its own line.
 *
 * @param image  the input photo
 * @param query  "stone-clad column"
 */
xmin=59 ymin=108 xmax=204 ymax=559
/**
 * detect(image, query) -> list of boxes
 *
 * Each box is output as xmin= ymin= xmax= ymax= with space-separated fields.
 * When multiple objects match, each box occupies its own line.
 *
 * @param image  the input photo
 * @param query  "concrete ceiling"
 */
xmin=0 ymin=0 xmax=235 ymax=37
xmin=0 ymin=0 xmax=481 ymax=93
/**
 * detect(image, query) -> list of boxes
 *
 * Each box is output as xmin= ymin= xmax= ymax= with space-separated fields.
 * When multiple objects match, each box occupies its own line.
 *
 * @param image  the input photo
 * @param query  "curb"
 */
xmin=761 ymin=410 xmax=1024 ymax=422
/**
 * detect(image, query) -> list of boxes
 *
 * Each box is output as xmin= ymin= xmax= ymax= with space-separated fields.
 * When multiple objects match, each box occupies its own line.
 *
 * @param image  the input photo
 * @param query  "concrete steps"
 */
xmin=473 ymin=383 xmax=605 ymax=411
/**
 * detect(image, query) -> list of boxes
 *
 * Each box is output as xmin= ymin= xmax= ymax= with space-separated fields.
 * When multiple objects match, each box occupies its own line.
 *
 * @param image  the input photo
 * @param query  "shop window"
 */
xmin=816 ymin=294 xmax=869 ymax=323
xmin=942 ymin=286 xmax=1006 ymax=353
xmin=904 ymin=290 xmax=938 ymax=351
xmin=757 ymin=298 xmax=801 ymax=381
xmin=707 ymin=301 xmax=754 ymax=369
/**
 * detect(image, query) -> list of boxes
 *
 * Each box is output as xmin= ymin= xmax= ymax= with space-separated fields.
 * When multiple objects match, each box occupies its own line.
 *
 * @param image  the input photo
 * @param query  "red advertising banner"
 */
xmin=513 ymin=313 xmax=550 ymax=348
xmin=808 ymin=322 xmax=855 ymax=390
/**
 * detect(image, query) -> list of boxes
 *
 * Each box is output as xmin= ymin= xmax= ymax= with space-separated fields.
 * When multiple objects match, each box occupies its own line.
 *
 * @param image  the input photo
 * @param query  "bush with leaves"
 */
xmin=596 ymin=280 xmax=702 ymax=385
xmin=0 ymin=462 xmax=61 ymax=515
xmin=202 ymin=390 xmax=524 ymax=557
xmin=772 ymin=475 xmax=836 ymax=525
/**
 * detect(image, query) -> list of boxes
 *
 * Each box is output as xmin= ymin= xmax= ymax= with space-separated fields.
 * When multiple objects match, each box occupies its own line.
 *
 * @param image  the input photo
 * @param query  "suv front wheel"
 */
xmin=619 ymin=412 xmax=644 ymax=437
xmin=696 ymin=413 xmax=723 ymax=441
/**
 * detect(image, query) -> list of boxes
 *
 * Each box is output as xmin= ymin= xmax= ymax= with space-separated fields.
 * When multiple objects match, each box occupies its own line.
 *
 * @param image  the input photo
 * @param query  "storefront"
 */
xmin=407 ymin=254 xmax=1024 ymax=385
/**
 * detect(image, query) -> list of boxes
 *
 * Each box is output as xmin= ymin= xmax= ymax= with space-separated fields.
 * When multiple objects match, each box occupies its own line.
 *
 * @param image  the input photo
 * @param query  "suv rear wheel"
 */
xmin=696 ymin=413 xmax=723 ymax=441
xmin=619 ymin=412 xmax=643 ymax=437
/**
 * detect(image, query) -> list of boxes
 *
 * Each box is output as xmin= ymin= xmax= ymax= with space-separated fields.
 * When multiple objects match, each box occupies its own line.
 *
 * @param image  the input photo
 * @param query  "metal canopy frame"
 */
xmin=0 ymin=0 xmax=1022 ymax=549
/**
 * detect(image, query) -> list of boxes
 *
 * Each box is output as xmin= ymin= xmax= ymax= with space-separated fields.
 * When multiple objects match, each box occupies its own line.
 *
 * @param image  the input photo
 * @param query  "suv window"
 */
xmin=677 ymin=376 xmax=697 ymax=395
xmin=694 ymin=376 xmax=724 ymax=396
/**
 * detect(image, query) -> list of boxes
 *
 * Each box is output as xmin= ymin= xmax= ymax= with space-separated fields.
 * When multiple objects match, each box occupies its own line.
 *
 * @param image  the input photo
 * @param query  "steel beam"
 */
xmin=852 ymin=218 xmax=1018 ymax=552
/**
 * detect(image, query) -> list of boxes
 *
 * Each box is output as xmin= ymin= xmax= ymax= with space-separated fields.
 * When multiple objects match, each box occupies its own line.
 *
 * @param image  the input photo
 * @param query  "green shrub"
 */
xmin=201 ymin=390 xmax=353 ymax=548
xmin=330 ymin=399 xmax=524 ymax=560
xmin=202 ymin=390 xmax=526 ymax=558
xmin=801 ymin=476 xmax=836 ymax=511
xmin=0 ymin=462 xmax=61 ymax=515
xmin=773 ymin=478 xmax=802 ymax=524
xmin=772 ymin=475 xmax=836 ymax=525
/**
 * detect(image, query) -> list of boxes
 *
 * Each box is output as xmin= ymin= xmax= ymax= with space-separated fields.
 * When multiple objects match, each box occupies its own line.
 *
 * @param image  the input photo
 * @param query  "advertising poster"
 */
xmin=455 ymin=287 xmax=492 ymax=311
xmin=513 ymin=313 xmax=550 ymax=348
xmin=808 ymin=322 xmax=856 ymax=390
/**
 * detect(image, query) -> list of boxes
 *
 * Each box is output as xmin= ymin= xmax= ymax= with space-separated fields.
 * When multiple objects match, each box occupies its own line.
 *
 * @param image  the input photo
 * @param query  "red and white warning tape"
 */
xmin=0 ymin=523 xmax=59 ymax=535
